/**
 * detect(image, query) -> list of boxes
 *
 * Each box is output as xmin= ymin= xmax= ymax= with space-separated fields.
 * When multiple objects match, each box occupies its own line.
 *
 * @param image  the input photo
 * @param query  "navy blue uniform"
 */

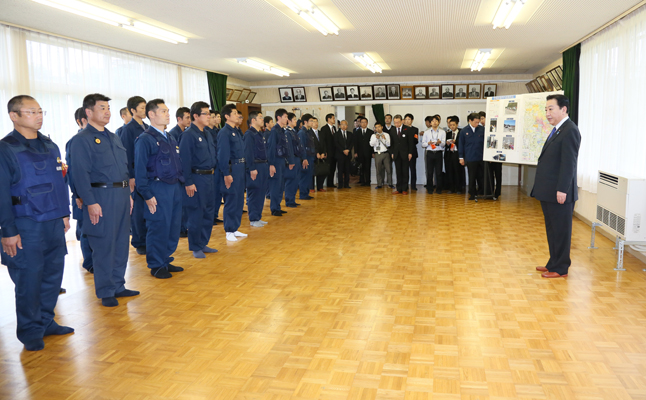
xmin=65 ymin=133 xmax=93 ymax=271
xmin=284 ymin=127 xmax=303 ymax=206
xmin=0 ymin=130 xmax=70 ymax=350
xmin=135 ymin=127 xmax=184 ymax=270
xmin=179 ymin=123 xmax=216 ymax=251
xmin=267 ymin=124 xmax=289 ymax=213
xmin=69 ymin=124 xmax=131 ymax=299
xmin=169 ymin=124 xmax=184 ymax=142
xmin=458 ymin=125 xmax=485 ymax=197
xmin=298 ymin=127 xmax=315 ymax=198
xmin=206 ymin=126 xmax=223 ymax=222
xmin=120 ymin=118 xmax=149 ymax=249
xmin=244 ymin=126 xmax=268 ymax=222
xmin=217 ymin=124 xmax=246 ymax=233
xmin=115 ymin=124 xmax=126 ymax=139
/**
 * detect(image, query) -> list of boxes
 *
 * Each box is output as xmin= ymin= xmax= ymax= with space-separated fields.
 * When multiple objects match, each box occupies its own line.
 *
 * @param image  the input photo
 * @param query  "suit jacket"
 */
xmin=485 ymin=91 xmax=495 ymax=97
xmin=295 ymin=95 xmax=305 ymax=100
xmin=310 ymin=129 xmax=327 ymax=155
xmin=531 ymin=118 xmax=581 ymax=204
xmin=445 ymin=129 xmax=460 ymax=156
xmin=334 ymin=129 xmax=353 ymax=158
xmin=456 ymin=91 xmax=466 ymax=98
xmin=403 ymin=126 xmax=419 ymax=158
xmin=347 ymin=93 xmax=359 ymax=99
xmin=320 ymin=124 xmax=336 ymax=157
xmin=354 ymin=128 xmax=374 ymax=158
xmin=390 ymin=126 xmax=416 ymax=160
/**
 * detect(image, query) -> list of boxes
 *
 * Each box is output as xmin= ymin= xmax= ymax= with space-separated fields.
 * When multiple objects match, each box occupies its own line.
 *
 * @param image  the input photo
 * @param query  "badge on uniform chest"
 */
xmin=232 ymin=132 xmax=236 ymax=136
xmin=199 ymin=137 xmax=203 ymax=142
xmin=95 ymin=138 xmax=101 ymax=144
xmin=176 ymin=146 xmax=180 ymax=153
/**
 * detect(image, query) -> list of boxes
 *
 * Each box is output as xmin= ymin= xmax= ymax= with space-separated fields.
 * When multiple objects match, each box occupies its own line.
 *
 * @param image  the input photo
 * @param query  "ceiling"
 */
xmin=1 ymin=0 xmax=640 ymax=81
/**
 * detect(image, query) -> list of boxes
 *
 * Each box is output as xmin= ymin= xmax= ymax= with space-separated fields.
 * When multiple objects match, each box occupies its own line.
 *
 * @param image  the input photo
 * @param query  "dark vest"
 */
xmin=289 ymin=130 xmax=304 ymax=159
xmin=252 ymin=131 xmax=267 ymax=161
xmin=145 ymin=129 xmax=185 ymax=184
xmin=276 ymin=129 xmax=289 ymax=158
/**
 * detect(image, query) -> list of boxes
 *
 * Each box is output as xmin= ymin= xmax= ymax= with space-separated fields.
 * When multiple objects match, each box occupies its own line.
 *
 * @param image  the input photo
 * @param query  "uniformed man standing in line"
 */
xmin=179 ymin=101 xmax=218 ymax=258
xmin=217 ymin=104 xmax=248 ymax=242
xmin=120 ymin=96 xmax=148 ymax=255
xmin=267 ymin=109 xmax=290 ymax=217
xmin=263 ymin=116 xmax=274 ymax=141
xmin=206 ymin=110 xmax=224 ymax=225
xmin=115 ymin=107 xmax=131 ymax=139
xmin=134 ymin=99 xmax=185 ymax=279
xmin=284 ymin=112 xmax=308 ymax=207
xmin=0 ymin=95 xmax=74 ymax=351
xmin=169 ymin=107 xmax=190 ymax=142
xmin=69 ymin=93 xmax=139 ymax=307
xmin=297 ymin=114 xmax=315 ymax=200
xmin=244 ymin=111 xmax=269 ymax=228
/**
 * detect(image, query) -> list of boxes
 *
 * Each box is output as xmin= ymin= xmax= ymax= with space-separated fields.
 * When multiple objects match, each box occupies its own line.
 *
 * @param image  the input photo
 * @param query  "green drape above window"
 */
xmin=207 ymin=71 xmax=227 ymax=127
xmin=562 ymin=44 xmax=580 ymax=125
xmin=372 ymin=104 xmax=385 ymax=126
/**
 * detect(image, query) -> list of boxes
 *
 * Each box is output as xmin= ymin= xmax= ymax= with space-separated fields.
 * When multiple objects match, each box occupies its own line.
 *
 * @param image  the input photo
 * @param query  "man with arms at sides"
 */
xmin=115 ymin=107 xmax=132 ymax=139
xmin=369 ymin=122 xmax=392 ymax=189
xmin=120 ymin=96 xmax=148 ymax=255
xmin=169 ymin=107 xmax=190 ymax=142
xmin=391 ymin=115 xmax=415 ymax=195
xmin=1 ymin=95 xmax=73 ymax=351
xmin=263 ymin=116 xmax=274 ymax=141
xmin=310 ymin=117 xmax=327 ymax=192
xmin=206 ymin=110 xmax=224 ymax=225
xmin=217 ymin=104 xmax=248 ymax=242
xmin=244 ymin=111 xmax=270 ymax=228
xmin=320 ymin=113 xmax=337 ymax=189
xmin=134 ymin=99 xmax=185 ymax=279
xmin=298 ymin=114 xmax=315 ymax=200
xmin=458 ymin=113 xmax=485 ymax=200
xmin=283 ymin=112 xmax=303 ymax=208
xmin=354 ymin=117 xmax=374 ymax=186
xmin=267 ymin=109 xmax=290 ymax=216
xmin=403 ymin=114 xmax=420 ymax=191
xmin=179 ymin=102 xmax=218 ymax=258
xmin=531 ymin=95 xmax=580 ymax=278
xmin=444 ymin=116 xmax=463 ymax=194
xmin=70 ymin=93 xmax=138 ymax=307
xmin=334 ymin=120 xmax=353 ymax=189
xmin=421 ymin=115 xmax=445 ymax=194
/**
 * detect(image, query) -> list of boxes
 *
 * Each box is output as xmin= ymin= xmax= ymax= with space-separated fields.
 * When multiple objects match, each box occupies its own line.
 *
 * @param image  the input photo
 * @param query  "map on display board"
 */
xmin=484 ymin=90 xmax=563 ymax=165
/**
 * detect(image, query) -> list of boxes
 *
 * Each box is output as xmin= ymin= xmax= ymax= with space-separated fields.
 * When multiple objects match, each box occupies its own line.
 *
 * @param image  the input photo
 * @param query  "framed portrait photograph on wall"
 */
xmin=359 ymin=86 xmax=373 ymax=100
xmin=441 ymin=84 xmax=454 ymax=99
xmin=413 ymin=86 xmax=427 ymax=99
xmin=279 ymin=88 xmax=294 ymax=103
xmin=483 ymin=84 xmax=497 ymax=98
xmin=230 ymin=89 xmax=243 ymax=102
xmin=319 ymin=87 xmax=333 ymax=101
xmin=247 ymin=92 xmax=257 ymax=103
xmin=332 ymin=86 xmax=347 ymax=100
xmin=387 ymin=84 xmax=400 ymax=100
xmin=427 ymin=85 xmax=440 ymax=99
xmin=239 ymin=89 xmax=251 ymax=102
xmin=374 ymin=85 xmax=387 ymax=100
xmin=455 ymin=84 xmax=467 ymax=98
xmin=401 ymin=86 xmax=413 ymax=100
xmin=292 ymin=87 xmax=307 ymax=102
xmin=345 ymin=85 xmax=360 ymax=100
xmin=467 ymin=84 xmax=481 ymax=99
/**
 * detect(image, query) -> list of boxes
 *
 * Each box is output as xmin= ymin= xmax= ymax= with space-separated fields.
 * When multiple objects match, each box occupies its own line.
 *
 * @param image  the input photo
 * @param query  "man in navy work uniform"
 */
xmin=115 ymin=107 xmax=131 ymax=139
xmin=297 ymin=114 xmax=315 ymax=200
xmin=120 ymin=96 xmax=148 ymax=255
xmin=267 ymin=109 xmax=290 ymax=217
xmin=0 ymin=95 xmax=74 ymax=351
xmin=217 ymin=104 xmax=248 ymax=242
xmin=179 ymin=101 xmax=218 ymax=258
xmin=70 ymin=93 xmax=139 ymax=307
xmin=66 ymin=107 xmax=93 ymax=273
xmin=284 ymin=112 xmax=307 ymax=208
xmin=135 ymin=99 xmax=185 ymax=279
xmin=459 ymin=113 xmax=485 ymax=200
xmin=206 ymin=110 xmax=224 ymax=225
xmin=169 ymin=106 xmax=190 ymax=142
xmin=244 ymin=111 xmax=269 ymax=228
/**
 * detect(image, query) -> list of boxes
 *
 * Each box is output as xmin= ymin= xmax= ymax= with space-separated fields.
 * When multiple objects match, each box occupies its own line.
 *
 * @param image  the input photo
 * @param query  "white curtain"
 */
xmin=578 ymin=5 xmax=646 ymax=193
xmin=0 ymin=24 xmax=210 ymax=156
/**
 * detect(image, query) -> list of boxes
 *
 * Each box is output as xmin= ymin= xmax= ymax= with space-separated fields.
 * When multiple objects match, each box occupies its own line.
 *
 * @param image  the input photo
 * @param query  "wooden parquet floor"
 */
xmin=2 ymin=186 xmax=646 ymax=400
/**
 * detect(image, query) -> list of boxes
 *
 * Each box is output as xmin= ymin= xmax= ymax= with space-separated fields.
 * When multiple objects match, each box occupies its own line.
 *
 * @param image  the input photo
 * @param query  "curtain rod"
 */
xmin=561 ymin=1 xmax=646 ymax=52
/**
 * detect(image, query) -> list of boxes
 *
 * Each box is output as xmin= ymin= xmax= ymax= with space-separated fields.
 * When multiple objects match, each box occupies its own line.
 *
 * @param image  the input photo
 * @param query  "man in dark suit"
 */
xmin=320 ymin=113 xmax=337 ymax=188
xmin=334 ymin=120 xmax=353 ymax=188
xmin=347 ymin=88 xmax=359 ymax=99
xmin=309 ymin=117 xmax=327 ymax=191
xmin=282 ymin=91 xmax=292 ymax=101
xmin=444 ymin=116 xmax=463 ymax=193
xmin=456 ymin=88 xmax=466 ymax=98
xmin=334 ymin=89 xmax=345 ymax=99
xmin=403 ymin=114 xmax=420 ymax=190
xmin=294 ymin=90 xmax=305 ymax=100
xmin=322 ymin=91 xmax=332 ymax=100
xmin=484 ymin=87 xmax=495 ymax=97
xmin=354 ymin=117 xmax=374 ymax=186
xmin=458 ymin=113 xmax=485 ymax=200
xmin=443 ymin=88 xmax=453 ymax=98
xmin=390 ymin=115 xmax=415 ymax=194
xmin=361 ymin=90 xmax=371 ymax=98
xmin=531 ymin=95 xmax=581 ymax=279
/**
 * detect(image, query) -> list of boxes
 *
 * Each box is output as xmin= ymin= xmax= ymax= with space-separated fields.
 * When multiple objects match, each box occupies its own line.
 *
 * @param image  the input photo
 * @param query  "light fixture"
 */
xmin=279 ymin=0 xmax=339 ymax=36
xmin=471 ymin=49 xmax=492 ymax=71
xmin=492 ymin=0 xmax=526 ymax=29
xmin=31 ymin=0 xmax=188 ymax=44
xmin=353 ymin=53 xmax=382 ymax=74
xmin=237 ymin=59 xmax=290 ymax=77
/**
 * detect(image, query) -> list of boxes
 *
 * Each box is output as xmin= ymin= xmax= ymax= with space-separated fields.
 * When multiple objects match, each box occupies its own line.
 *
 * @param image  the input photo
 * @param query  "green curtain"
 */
xmin=562 ymin=44 xmax=580 ymax=125
xmin=372 ymin=104 xmax=385 ymax=126
xmin=207 ymin=71 xmax=227 ymax=126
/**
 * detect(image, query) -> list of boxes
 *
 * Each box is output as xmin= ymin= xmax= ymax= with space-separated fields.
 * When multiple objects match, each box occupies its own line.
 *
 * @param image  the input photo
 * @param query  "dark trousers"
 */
xmin=409 ymin=157 xmax=418 ymax=189
xmin=3 ymin=218 xmax=65 ymax=345
xmin=184 ymin=174 xmax=215 ymax=251
xmin=360 ymin=155 xmax=372 ymax=184
xmin=444 ymin=151 xmax=461 ymax=193
xmin=486 ymin=162 xmax=503 ymax=197
xmin=541 ymin=201 xmax=575 ymax=275
xmin=285 ymin=160 xmax=302 ymax=205
xmin=466 ymin=161 xmax=484 ymax=197
xmin=144 ymin=181 xmax=182 ymax=270
xmin=247 ymin=163 xmax=269 ymax=222
xmin=425 ymin=151 xmax=443 ymax=193
xmin=299 ymin=156 xmax=314 ymax=198
xmin=337 ymin=154 xmax=351 ymax=187
xmin=221 ymin=163 xmax=245 ymax=233
xmin=394 ymin=156 xmax=410 ymax=192
xmin=326 ymin=155 xmax=337 ymax=187
xmin=74 ymin=212 xmax=93 ymax=271
xmin=269 ymin=161 xmax=285 ymax=212
xmin=130 ymin=190 xmax=147 ymax=248
xmin=213 ymin=165 xmax=223 ymax=220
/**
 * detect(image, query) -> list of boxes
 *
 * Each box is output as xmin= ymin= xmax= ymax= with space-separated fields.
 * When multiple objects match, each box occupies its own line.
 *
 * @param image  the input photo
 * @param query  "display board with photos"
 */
xmin=316 ymin=83 xmax=498 ymax=101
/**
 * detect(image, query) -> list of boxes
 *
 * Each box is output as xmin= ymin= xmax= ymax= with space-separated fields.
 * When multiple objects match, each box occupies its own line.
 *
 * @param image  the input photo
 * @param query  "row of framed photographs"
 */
xmin=526 ymin=66 xmax=563 ymax=93
xmin=226 ymin=88 xmax=257 ymax=103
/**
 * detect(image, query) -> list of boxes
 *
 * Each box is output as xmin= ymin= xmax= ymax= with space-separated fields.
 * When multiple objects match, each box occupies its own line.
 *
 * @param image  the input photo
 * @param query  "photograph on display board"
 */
xmin=428 ymin=85 xmax=440 ymax=99
xmin=230 ymin=89 xmax=243 ymax=102
xmin=374 ymin=85 xmax=387 ymax=99
xmin=319 ymin=87 xmax=333 ymax=101
xmin=484 ymin=84 xmax=497 ymax=97
xmin=441 ymin=84 xmax=454 ymax=99
xmin=360 ymin=86 xmax=374 ymax=100
xmin=494 ymin=154 xmax=506 ymax=161
xmin=504 ymin=119 xmax=516 ymax=133
xmin=490 ymin=118 xmax=498 ymax=132
xmin=387 ymin=84 xmax=400 ymax=99
xmin=503 ymin=136 xmax=515 ymax=150
xmin=414 ymin=86 xmax=427 ymax=99
xmin=487 ymin=136 xmax=498 ymax=149
xmin=455 ymin=84 xmax=467 ymax=98
xmin=333 ymin=86 xmax=347 ymax=100
xmin=293 ymin=87 xmax=306 ymax=102
xmin=279 ymin=88 xmax=293 ymax=102
xmin=505 ymin=101 xmax=518 ymax=114
xmin=468 ymin=84 xmax=481 ymax=99
xmin=346 ymin=85 xmax=360 ymax=100
xmin=401 ymin=86 xmax=413 ymax=99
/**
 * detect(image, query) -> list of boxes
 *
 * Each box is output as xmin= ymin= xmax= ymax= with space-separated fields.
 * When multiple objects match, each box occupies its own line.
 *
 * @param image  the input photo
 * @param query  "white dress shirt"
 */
xmin=369 ymin=132 xmax=390 ymax=153
xmin=554 ymin=116 xmax=569 ymax=132
xmin=421 ymin=128 xmax=446 ymax=151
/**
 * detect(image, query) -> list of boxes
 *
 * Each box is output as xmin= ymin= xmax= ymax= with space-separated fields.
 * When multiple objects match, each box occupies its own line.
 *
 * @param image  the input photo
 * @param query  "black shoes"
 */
xmin=151 ymin=267 xmax=172 ymax=279
xmin=116 ymin=289 xmax=140 ymax=297
xmin=167 ymin=264 xmax=184 ymax=272
xmin=136 ymin=246 xmax=146 ymax=255
xmin=271 ymin=210 xmax=283 ymax=216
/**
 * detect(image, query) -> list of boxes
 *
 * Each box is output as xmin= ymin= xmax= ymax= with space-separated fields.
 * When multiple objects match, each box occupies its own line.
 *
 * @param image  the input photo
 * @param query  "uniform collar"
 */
xmin=554 ymin=116 xmax=569 ymax=131
xmin=9 ymin=129 xmax=47 ymax=146
xmin=83 ymin=123 xmax=111 ymax=137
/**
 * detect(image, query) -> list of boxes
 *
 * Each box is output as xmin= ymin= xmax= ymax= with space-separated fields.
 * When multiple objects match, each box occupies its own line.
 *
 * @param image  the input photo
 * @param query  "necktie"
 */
xmin=362 ymin=129 xmax=365 ymax=136
xmin=398 ymin=128 xmax=401 ymax=137
xmin=343 ymin=131 xmax=346 ymax=140
xmin=547 ymin=128 xmax=556 ymax=141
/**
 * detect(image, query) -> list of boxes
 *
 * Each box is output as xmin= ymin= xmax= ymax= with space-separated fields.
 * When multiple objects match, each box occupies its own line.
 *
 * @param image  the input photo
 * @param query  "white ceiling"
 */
xmin=1 ymin=0 xmax=641 ymax=81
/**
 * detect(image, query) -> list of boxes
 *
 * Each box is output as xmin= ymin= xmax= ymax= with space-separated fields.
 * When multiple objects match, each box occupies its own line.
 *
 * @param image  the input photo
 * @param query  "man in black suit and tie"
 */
xmin=484 ymin=87 xmax=495 ymax=97
xmin=334 ymin=120 xmax=353 ymax=188
xmin=294 ymin=89 xmax=305 ymax=100
xmin=390 ymin=115 xmax=415 ymax=194
xmin=309 ymin=117 xmax=327 ymax=192
xmin=354 ymin=117 xmax=374 ymax=186
xmin=403 ymin=114 xmax=420 ymax=191
xmin=334 ymin=89 xmax=345 ymax=99
xmin=531 ymin=95 xmax=581 ymax=279
xmin=320 ymin=113 xmax=337 ymax=188
xmin=347 ymin=88 xmax=359 ymax=100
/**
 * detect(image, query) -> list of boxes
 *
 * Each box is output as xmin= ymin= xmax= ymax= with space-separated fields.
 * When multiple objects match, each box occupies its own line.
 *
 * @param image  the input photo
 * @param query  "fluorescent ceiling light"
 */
xmin=279 ymin=0 xmax=339 ymax=36
xmin=237 ymin=58 xmax=290 ymax=77
xmin=492 ymin=0 xmax=525 ymax=29
xmin=471 ymin=49 xmax=492 ymax=71
xmin=132 ymin=21 xmax=188 ymax=44
xmin=122 ymin=25 xmax=178 ymax=44
xmin=352 ymin=53 xmax=382 ymax=73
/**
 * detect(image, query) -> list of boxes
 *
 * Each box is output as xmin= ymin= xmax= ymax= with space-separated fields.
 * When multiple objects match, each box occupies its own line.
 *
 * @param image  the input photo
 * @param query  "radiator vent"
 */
xmin=597 ymin=205 xmax=625 ymax=235
xmin=599 ymin=172 xmax=619 ymax=188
